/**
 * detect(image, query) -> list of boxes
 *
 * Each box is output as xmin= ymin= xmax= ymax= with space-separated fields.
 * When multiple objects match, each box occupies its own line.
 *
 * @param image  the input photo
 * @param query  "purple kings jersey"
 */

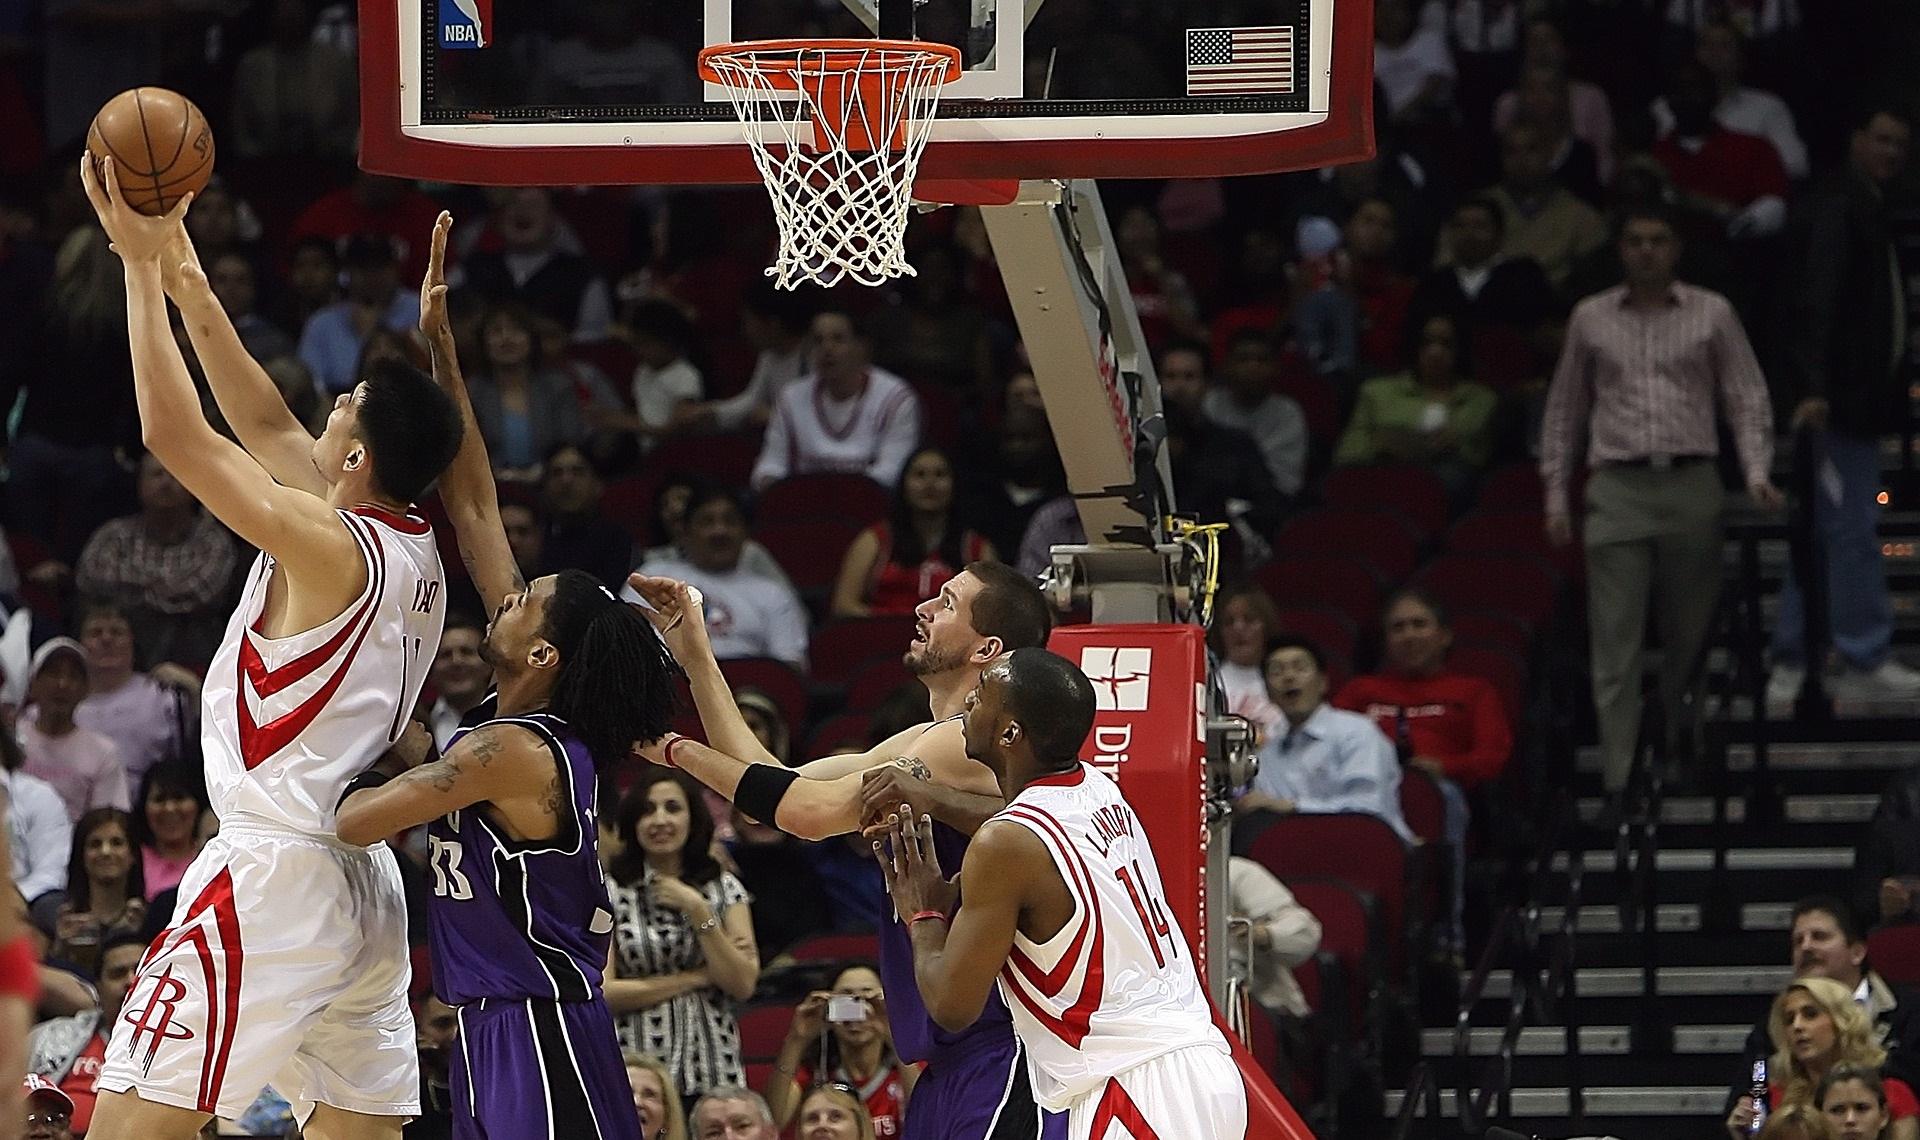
xmin=877 ymin=718 xmax=1017 ymax=1065
xmin=426 ymin=710 xmax=615 ymax=1006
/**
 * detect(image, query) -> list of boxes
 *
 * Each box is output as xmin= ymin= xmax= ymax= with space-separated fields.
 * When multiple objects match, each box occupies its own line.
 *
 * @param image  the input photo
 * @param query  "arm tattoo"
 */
xmin=889 ymin=756 xmax=933 ymax=781
xmin=405 ymin=726 xmax=503 ymax=796
xmin=404 ymin=756 xmax=462 ymax=795
xmin=467 ymin=728 xmax=506 ymax=767
xmin=542 ymin=770 xmax=561 ymax=818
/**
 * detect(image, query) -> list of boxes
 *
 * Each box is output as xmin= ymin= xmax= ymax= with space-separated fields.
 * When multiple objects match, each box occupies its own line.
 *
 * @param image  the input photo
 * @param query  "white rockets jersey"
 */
xmin=200 ymin=507 xmax=445 ymax=836
xmin=990 ymin=763 xmax=1230 ymax=1111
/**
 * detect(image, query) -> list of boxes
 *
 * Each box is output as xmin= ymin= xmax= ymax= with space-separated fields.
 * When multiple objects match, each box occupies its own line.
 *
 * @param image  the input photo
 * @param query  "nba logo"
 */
xmin=1080 ymin=647 xmax=1153 ymax=712
xmin=439 ymin=0 xmax=489 ymax=49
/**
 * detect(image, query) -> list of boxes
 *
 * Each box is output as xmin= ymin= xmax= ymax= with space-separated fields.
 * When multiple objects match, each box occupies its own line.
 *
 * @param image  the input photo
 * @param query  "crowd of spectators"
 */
xmin=5 ymin=0 xmax=1920 ymax=1135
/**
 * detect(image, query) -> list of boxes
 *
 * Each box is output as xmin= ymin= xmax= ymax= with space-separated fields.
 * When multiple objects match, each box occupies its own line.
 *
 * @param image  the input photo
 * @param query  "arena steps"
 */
xmin=1400 ymin=734 xmax=1920 ymax=1139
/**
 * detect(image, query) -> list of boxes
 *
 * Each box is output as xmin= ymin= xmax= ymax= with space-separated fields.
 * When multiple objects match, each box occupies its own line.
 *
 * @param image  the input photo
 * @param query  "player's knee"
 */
xmin=86 ymin=1089 xmax=209 ymax=1140
xmin=303 ymin=1102 xmax=406 ymax=1140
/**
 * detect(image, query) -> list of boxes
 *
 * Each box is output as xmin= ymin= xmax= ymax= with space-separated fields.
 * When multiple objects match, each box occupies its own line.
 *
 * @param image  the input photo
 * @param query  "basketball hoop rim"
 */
xmin=697 ymin=38 xmax=965 ymax=86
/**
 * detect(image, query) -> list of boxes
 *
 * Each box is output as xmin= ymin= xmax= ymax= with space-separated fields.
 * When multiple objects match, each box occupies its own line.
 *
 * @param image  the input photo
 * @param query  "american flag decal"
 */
xmin=1186 ymin=26 xmax=1295 ymax=96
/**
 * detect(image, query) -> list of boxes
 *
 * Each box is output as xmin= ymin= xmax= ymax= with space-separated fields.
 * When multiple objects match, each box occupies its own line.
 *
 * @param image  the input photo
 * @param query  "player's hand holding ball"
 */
xmin=81 ymin=88 xmax=214 ymax=262
xmin=81 ymin=151 xmax=193 ymax=264
xmin=627 ymin=573 xmax=709 ymax=658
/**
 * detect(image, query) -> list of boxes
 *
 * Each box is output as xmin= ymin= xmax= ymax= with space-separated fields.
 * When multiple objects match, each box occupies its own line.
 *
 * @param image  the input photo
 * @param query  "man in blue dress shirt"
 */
xmin=1233 ymin=634 xmax=1412 ymax=847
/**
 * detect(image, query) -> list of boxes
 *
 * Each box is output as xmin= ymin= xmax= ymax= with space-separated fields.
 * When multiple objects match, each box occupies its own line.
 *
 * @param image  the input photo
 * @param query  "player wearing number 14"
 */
xmin=878 ymin=649 xmax=1249 ymax=1140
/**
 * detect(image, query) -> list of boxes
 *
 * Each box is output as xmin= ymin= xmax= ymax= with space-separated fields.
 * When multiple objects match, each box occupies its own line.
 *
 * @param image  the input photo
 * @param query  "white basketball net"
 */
xmin=701 ymin=42 xmax=959 ymax=289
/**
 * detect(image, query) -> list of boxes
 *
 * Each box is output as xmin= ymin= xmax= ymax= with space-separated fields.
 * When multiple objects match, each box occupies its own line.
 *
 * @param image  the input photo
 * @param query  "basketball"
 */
xmin=86 ymin=87 xmax=215 ymax=216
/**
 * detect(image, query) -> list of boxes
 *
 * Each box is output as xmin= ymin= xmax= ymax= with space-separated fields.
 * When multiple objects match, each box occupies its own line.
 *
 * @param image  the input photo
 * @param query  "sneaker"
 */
xmin=1767 ymin=663 xmax=1806 ymax=707
xmin=1835 ymin=658 xmax=1920 ymax=700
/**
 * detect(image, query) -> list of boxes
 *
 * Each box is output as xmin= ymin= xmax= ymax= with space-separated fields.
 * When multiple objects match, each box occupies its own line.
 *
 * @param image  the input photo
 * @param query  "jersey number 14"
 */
xmin=1115 ymin=861 xmax=1178 ymax=968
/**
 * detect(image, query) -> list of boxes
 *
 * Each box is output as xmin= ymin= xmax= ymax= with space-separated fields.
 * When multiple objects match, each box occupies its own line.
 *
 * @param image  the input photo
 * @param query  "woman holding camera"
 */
xmin=766 ymin=964 xmax=918 ymax=1135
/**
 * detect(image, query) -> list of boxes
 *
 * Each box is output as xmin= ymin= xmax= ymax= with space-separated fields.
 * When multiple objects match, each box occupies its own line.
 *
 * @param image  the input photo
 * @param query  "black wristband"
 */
xmin=337 ymin=769 xmax=393 ymax=810
xmin=735 ymin=764 xmax=801 ymax=827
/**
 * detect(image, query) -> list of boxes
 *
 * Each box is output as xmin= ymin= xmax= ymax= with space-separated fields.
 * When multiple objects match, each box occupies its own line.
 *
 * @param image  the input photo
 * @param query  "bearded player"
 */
xmin=81 ymin=159 xmax=462 ymax=1140
xmin=630 ymin=566 xmax=1058 ymax=1140
xmin=877 ymin=648 xmax=1249 ymax=1140
xmin=333 ymin=212 xmax=682 ymax=1138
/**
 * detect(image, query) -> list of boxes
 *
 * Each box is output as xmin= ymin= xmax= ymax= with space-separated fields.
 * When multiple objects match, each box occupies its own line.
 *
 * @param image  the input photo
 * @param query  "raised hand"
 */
xmin=420 ymin=210 xmax=455 ymax=348
xmin=626 ymin=573 xmax=709 ymax=657
xmin=787 ymin=991 xmax=830 ymax=1041
xmin=79 ymin=153 xmax=192 ymax=264
xmin=159 ymin=217 xmax=207 ymax=299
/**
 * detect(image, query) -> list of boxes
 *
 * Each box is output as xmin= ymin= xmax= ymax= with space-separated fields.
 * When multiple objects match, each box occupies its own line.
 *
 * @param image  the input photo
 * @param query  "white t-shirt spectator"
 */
xmin=632 ymin=357 xmax=704 ymax=449
xmin=750 ymin=368 xmax=921 ymax=490
xmin=1216 ymin=661 xmax=1283 ymax=743
xmin=77 ymin=675 xmax=184 ymax=787
xmin=1203 ymin=389 xmax=1308 ymax=497
xmin=2 ymin=769 xmax=73 ymax=902
xmin=624 ymin=556 xmax=810 ymax=670
xmin=708 ymin=343 xmax=807 ymax=432
xmin=1374 ymin=0 xmax=1455 ymax=117
xmin=18 ymin=720 xmax=129 ymax=821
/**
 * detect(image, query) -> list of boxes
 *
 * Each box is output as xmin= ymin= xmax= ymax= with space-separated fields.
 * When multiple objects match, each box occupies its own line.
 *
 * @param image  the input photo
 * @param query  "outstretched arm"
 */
xmin=336 ymin=723 xmax=549 ymax=845
xmin=83 ymin=156 xmax=363 ymax=585
xmin=627 ymin=573 xmax=784 ymax=766
xmin=641 ymin=734 xmax=875 ymax=841
xmin=162 ymin=222 xmax=326 ymax=494
xmin=419 ymin=212 xmax=523 ymax=615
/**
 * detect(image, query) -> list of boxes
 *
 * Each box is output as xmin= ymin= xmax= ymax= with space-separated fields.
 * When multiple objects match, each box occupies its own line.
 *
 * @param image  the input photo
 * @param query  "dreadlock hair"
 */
xmin=541 ymin=570 xmax=682 ymax=768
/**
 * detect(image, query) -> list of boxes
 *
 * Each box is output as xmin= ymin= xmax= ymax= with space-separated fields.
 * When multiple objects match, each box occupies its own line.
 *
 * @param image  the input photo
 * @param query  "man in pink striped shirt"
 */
xmin=1540 ymin=204 xmax=1781 ymax=805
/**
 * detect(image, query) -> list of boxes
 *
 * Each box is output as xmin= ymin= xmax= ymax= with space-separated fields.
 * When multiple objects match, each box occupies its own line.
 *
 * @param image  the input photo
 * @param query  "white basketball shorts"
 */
xmin=1063 ymin=1043 xmax=1248 ymax=1140
xmin=97 ymin=823 xmax=419 ymax=1121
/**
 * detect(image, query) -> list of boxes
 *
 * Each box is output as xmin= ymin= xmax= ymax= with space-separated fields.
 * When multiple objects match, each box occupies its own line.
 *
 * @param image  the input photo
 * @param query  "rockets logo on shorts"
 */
xmin=124 ymin=966 xmax=198 ymax=1073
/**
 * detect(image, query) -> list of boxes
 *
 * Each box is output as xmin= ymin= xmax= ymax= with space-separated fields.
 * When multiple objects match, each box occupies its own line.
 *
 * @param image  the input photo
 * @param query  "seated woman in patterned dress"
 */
xmin=605 ymin=768 xmax=761 ymax=1117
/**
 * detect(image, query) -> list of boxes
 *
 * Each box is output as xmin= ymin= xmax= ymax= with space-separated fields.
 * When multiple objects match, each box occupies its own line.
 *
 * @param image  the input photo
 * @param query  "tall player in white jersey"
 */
xmin=878 ymin=648 xmax=1249 ymax=1140
xmin=80 ymin=159 xmax=465 ymax=1140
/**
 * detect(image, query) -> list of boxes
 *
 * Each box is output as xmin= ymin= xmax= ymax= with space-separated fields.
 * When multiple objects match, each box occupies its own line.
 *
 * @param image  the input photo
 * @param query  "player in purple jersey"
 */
xmin=628 ymin=566 xmax=1065 ymax=1140
xmin=334 ymin=214 xmax=681 ymax=1139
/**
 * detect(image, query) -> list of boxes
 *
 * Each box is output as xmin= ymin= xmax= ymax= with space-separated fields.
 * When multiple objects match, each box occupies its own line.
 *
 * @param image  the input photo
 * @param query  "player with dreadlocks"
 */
xmin=335 ymin=212 xmax=673 ymax=1138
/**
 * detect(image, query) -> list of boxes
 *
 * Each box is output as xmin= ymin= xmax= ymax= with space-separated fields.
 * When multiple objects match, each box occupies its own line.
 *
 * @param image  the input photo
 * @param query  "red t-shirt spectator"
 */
xmin=791 ymin=1062 xmax=912 ymax=1137
xmin=286 ymin=181 xmax=448 ymax=282
xmin=1652 ymin=126 xmax=1790 ymax=211
xmin=60 ymin=1032 xmax=107 ymax=1133
xmin=1333 ymin=672 xmax=1513 ymax=787
xmin=855 ymin=521 xmax=992 ymax=615
xmin=1769 ymin=1075 xmax=1919 ymax=1118
xmin=1352 ymin=260 xmax=1416 ymax=375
